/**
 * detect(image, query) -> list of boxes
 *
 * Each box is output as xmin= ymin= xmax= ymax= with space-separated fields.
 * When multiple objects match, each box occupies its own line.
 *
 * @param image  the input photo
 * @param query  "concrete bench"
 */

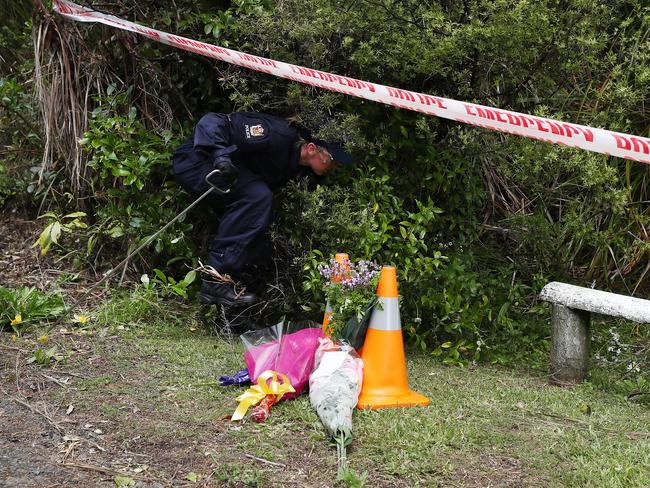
xmin=539 ymin=281 xmax=650 ymax=385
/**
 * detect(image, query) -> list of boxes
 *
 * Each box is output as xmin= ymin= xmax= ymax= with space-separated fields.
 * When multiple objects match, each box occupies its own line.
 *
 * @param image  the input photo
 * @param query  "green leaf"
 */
xmin=114 ymin=475 xmax=136 ymax=487
xmin=107 ymin=225 xmax=125 ymax=238
xmin=186 ymin=472 xmax=198 ymax=482
xmin=49 ymin=221 xmax=62 ymax=246
xmin=111 ymin=167 xmax=131 ymax=177
xmin=181 ymin=270 xmax=197 ymax=286
xmin=34 ymin=221 xmax=62 ymax=256
xmin=87 ymin=234 xmax=96 ymax=255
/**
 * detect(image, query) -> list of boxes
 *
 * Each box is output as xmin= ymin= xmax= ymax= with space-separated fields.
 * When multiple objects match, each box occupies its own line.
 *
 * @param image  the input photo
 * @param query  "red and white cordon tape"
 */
xmin=53 ymin=0 xmax=650 ymax=165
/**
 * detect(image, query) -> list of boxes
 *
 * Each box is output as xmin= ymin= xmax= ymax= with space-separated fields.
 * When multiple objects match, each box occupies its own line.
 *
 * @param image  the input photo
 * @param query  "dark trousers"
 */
xmin=173 ymin=155 xmax=273 ymax=276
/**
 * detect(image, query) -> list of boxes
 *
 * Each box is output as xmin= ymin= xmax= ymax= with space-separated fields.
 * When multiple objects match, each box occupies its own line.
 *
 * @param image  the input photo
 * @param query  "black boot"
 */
xmin=199 ymin=279 xmax=258 ymax=307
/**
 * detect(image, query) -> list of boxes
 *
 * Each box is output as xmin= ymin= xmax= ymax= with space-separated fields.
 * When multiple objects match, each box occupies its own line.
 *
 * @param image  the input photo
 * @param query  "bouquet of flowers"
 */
xmin=309 ymin=337 xmax=363 ymax=470
xmin=318 ymin=257 xmax=380 ymax=349
xmin=231 ymin=320 xmax=323 ymax=422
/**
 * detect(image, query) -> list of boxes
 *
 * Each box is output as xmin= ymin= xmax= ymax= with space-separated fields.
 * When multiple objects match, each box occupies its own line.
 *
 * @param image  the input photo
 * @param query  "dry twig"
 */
xmin=59 ymin=461 xmax=151 ymax=480
xmin=5 ymin=391 xmax=64 ymax=434
xmin=244 ymin=453 xmax=286 ymax=468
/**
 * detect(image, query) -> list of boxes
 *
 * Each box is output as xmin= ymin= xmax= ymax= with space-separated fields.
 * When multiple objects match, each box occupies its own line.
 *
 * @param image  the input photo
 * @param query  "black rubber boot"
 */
xmin=198 ymin=279 xmax=258 ymax=307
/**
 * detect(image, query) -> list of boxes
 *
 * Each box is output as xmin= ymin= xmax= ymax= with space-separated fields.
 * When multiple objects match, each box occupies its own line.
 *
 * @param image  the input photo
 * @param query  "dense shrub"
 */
xmin=2 ymin=1 xmax=649 ymax=366
xmin=0 ymin=77 xmax=42 ymax=208
xmin=80 ymin=92 xmax=195 ymax=265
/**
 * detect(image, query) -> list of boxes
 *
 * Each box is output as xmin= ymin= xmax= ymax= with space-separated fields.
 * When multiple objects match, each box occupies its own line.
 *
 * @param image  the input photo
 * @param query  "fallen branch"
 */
xmin=59 ymin=461 xmax=151 ymax=480
xmin=41 ymin=373 xmax=70 ymax=387
xmin=0 ymin=344 xmax=29 ymax=353
xmin=244 ymin=453 xmax=286 ymax=468
xmin=509 ymin=408 xmax=650 ymax=439
xmin=53 ymin=370 xmax=89 ymax=379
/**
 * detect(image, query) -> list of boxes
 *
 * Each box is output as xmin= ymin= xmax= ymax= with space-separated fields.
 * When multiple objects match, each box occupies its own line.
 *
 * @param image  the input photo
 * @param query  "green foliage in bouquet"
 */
xmin=319 ymin=257 xmax=380 ymax=341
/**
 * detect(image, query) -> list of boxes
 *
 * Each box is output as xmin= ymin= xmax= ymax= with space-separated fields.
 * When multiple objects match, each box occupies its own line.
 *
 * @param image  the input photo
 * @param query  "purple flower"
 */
xmin=320 ymin=257 xmax=380 ymax=290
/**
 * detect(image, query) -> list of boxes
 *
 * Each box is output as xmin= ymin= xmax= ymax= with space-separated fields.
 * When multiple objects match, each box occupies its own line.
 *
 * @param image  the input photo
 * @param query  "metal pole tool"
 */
xmin=53 ymin=169 xmax=230 ymax=325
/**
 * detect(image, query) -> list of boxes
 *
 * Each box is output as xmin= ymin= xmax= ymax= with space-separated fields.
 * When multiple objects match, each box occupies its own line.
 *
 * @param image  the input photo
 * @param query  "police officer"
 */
xmin=171 ymin=112 xmax=353 ymax=306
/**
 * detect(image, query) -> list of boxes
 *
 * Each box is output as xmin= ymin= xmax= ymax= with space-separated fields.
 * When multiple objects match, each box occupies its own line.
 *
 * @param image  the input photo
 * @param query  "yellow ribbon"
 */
xmin=231 ymin=370 xmax=295 ymax=421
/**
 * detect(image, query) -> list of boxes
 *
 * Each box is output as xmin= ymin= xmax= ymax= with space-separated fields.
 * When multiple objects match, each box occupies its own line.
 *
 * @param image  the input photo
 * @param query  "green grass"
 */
xmin=9 ymin=287 xmax=650 ymax=487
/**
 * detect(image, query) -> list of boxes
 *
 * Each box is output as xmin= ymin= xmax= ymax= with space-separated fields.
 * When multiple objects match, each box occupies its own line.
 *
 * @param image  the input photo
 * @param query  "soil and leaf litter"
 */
xmin=2 ymin=238 xmax=650 ymax=486
xmin=2 ymin=288 xmax=650 ymax=487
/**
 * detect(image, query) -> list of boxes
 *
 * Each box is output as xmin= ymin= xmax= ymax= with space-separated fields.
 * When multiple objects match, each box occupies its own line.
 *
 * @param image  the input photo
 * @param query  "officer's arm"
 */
xmin=194 ymin=113 xmax=239 ymax=187
xmin=193 ymin=113 xmax=232 ymax=159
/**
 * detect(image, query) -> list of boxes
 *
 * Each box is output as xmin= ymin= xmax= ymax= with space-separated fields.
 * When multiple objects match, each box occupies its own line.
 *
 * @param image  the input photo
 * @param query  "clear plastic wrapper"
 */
xmin=309 ymin=338 xmax=363 ymax=437
xmin=338 ymin=297 xmax=377 ymax=350
xmin=241 ymin=320 xmax=323 ymax=399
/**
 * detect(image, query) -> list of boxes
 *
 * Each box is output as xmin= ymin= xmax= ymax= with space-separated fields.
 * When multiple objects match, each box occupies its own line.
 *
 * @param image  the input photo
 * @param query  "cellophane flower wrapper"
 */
xmin=218 ymin=368 xmax=250 ymax=386
xmin=250 ymin=394 xmax=276 ymax=423
xmin=309 ymin=338 xmax=363 ymax=437
xmin=241 ymin=320 xmax=323 ymax=399
xmin=241 ymin=322 xmax=282 ymax=379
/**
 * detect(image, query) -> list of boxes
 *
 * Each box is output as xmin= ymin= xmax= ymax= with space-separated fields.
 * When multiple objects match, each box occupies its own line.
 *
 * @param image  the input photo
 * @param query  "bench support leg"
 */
xmin=549 ymin=304 xmax=590 ymax=385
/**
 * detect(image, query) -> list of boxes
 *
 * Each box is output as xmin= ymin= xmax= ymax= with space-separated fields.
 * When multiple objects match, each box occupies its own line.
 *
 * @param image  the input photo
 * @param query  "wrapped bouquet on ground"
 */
xmin=309 ymin=337 xmax=364 ymax=468
xmin=230 ymin=320 xmax=323 ymax=422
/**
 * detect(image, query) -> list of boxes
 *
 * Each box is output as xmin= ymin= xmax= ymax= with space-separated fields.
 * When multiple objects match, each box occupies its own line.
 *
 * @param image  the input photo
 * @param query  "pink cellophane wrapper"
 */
xmin=242 ymin=321 xmax=323 ymax=399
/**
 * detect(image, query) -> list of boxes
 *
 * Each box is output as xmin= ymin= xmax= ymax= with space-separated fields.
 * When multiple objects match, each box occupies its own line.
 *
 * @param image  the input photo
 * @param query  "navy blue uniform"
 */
xmin=172 ymin=112 xmax=302 ymax=274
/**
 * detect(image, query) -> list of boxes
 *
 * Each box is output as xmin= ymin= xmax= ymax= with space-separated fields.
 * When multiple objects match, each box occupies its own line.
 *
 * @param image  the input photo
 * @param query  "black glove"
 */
xmin=206 ymin=156 xmax=239 ymax=192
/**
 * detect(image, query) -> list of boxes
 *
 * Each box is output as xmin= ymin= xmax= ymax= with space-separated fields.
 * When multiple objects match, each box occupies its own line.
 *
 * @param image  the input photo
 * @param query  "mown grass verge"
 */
xmin=4 ymin=287 xmax=650 ymax=487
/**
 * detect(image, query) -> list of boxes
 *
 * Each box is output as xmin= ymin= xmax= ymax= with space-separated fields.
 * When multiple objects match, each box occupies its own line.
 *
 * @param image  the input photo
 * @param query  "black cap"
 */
xmin=313 ymin=139 xmax=355 ymax=165
xmin=296 ymin=124 xmax=355 ymax=165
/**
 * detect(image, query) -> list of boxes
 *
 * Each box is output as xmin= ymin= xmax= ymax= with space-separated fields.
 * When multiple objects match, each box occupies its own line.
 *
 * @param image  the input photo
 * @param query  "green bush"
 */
xmin=279 ymin=168 xmax=519 ymax=364
xmin=77 ymin=91 xmax=198 ymax=271
xmin=590 ymin=318 xmax=650 ymax=396
xmin=3 ymin=0 xmax=648 ymax=363
xmin=0 ymin=77 xmax=42 ymax=207
xmin=0 ymin=286 xmax=66 ymax=334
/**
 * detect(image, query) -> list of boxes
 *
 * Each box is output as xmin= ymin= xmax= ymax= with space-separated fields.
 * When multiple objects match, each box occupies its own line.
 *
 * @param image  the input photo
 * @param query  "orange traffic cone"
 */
xmin=322 ymin=253 xmax=350 ymax=335
xmin=357 ymin=266 xmax=429 ymax=409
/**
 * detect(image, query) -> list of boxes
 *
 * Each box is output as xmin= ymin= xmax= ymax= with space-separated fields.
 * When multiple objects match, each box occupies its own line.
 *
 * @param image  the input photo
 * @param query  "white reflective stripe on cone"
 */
xmin=368 ymin=297 xmax=401 ymax=331
xmin=324 ymin=302 xmax=332 ymax=314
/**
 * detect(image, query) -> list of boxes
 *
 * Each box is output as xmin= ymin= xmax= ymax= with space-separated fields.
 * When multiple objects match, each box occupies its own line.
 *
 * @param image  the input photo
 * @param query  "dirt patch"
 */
xmin=0 ymin=215 xmax=50 ymax=288
xmin=0 ymin=347 xmax=116 ymax=487
xmin=1 ymin=335 xmax=207 ymax=487
xmin=446 ymin=450 xmax=548 ymax=488
xmin=0 ymin=330 xmax=338 ymax=487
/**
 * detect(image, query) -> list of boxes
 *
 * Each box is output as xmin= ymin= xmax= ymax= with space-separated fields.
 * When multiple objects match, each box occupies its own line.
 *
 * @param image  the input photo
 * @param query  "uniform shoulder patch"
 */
xmin=246 ymin=124 xmax=265 ymax=138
